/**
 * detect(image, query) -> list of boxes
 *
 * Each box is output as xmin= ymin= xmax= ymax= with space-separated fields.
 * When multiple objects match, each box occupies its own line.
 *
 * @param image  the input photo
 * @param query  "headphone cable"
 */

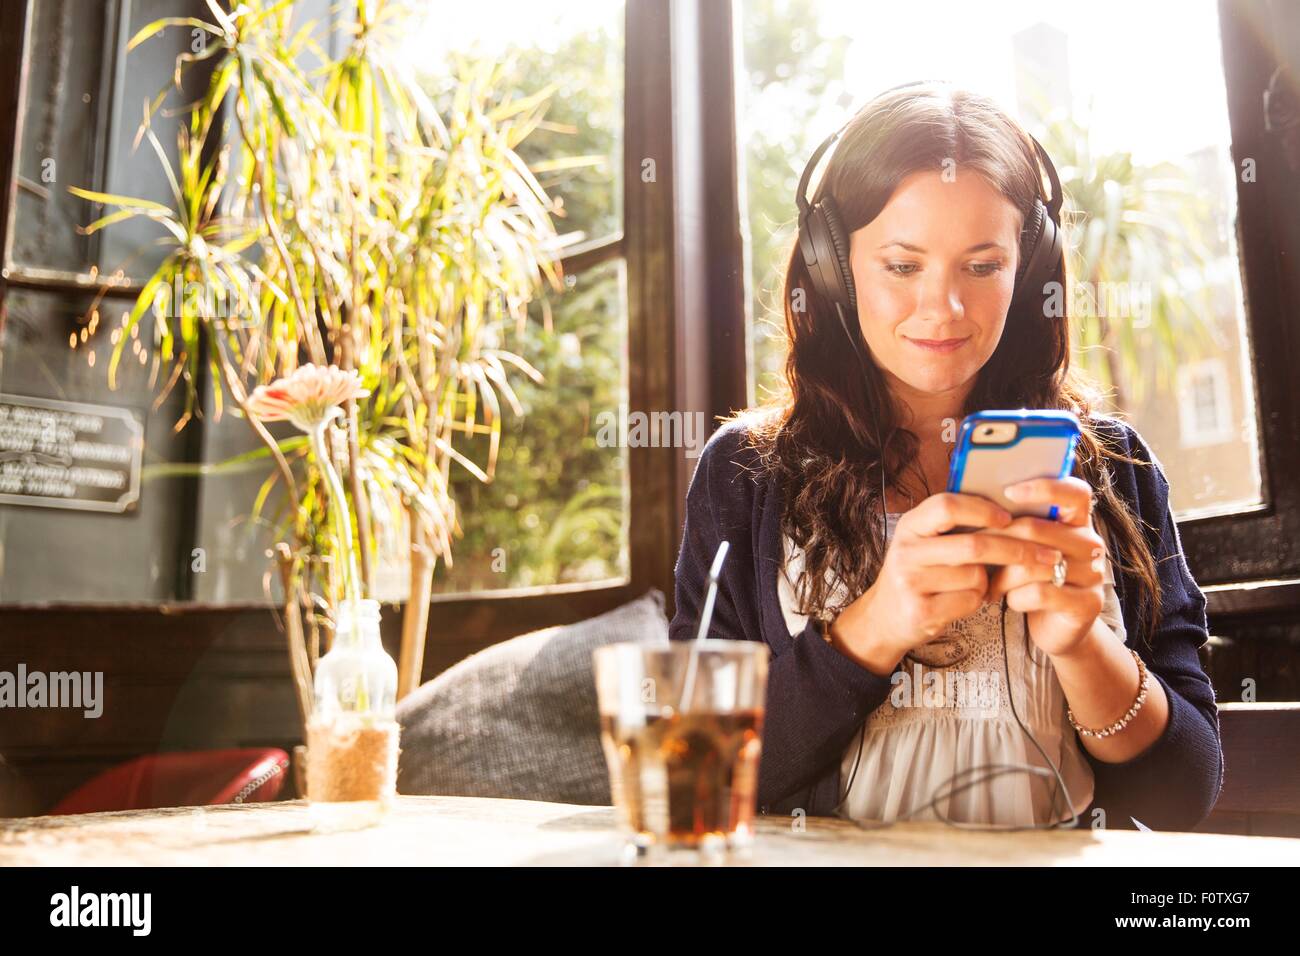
xmin=828 ymin=303 xmax=1079 ymax=831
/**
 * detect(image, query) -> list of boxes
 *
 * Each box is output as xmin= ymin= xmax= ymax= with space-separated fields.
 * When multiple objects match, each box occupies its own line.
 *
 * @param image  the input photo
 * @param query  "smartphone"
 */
xmin=945 ymin=410 xmax=1080 ymax=531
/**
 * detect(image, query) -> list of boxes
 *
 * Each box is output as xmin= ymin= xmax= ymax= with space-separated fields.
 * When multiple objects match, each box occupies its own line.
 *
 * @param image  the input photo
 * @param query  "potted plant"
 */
xmin=69 ymin=0 xmax=579 ymax=780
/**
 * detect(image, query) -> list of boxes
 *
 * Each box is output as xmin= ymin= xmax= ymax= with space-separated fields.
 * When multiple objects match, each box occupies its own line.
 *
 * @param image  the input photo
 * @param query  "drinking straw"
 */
xmin=678 ymin=540 xmax=730 ymax=713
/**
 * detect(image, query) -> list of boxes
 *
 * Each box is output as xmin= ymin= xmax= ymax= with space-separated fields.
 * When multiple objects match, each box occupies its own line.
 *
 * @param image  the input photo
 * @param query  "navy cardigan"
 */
xmin=669 ymin=413 xmax=1225 ymax=832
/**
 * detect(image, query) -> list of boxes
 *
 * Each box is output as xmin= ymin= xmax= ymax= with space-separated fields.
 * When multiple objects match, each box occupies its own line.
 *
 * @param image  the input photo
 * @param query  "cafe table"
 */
xmin=1 ymin=795 xmax=1297 ymax=866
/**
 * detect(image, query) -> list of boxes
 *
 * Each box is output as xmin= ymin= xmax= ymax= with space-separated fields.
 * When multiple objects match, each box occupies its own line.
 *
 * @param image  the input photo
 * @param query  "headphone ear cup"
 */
xmin=798 ymin=197 xmax=857 ymax=310
xmin=819 ymin=198 xmax=857 ymax=309
xmin=1011 ymin=200 xmax=1062 ymax=312
xmin=1015 ymin=201 xmax=1046 ymax=289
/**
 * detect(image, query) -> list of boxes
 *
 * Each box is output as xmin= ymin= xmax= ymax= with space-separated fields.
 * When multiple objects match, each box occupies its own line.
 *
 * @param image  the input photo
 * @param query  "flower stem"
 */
xmin=310 ymin=414 xmax=361 ymax=611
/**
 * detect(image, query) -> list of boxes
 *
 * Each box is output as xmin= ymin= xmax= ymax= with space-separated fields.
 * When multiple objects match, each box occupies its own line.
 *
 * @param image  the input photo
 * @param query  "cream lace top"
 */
xmin=777 ymin=511 xmax=1128 ymax=827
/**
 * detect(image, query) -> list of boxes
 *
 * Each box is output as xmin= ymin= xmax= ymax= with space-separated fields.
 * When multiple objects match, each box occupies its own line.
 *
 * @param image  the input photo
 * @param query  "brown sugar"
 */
xmin=306 ymin=714 xmax=400 ymax=805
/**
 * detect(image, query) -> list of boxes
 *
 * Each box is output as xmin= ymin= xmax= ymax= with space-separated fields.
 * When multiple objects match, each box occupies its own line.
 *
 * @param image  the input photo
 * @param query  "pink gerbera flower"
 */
xmin=246 ymin=364 xmax=370 ymax=607
xmin=246 ymin=363 xmax=370 ymax=432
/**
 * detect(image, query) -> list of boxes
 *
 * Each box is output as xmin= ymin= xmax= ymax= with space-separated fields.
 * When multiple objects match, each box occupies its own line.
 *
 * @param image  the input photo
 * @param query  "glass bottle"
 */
xmin=306 ymin=598 xmax=400 ymax=830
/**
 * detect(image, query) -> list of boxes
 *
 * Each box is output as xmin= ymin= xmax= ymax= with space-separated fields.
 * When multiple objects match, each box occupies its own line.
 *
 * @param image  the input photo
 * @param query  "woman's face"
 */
xmin=848 ymin=169 xmax=1022 ymax=403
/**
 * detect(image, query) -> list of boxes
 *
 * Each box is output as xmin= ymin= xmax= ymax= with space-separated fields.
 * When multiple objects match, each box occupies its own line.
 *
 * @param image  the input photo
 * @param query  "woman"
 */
xmin=669 ymin=82 xmax=1224 ymax=831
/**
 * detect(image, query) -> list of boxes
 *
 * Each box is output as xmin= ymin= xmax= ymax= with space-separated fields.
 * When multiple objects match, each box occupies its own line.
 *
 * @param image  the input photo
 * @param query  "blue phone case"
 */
xmin=946 ymin=410 xmax=1080 ymax=521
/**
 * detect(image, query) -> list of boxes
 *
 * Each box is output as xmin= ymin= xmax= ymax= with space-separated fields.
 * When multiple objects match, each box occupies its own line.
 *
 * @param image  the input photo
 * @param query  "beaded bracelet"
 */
xmin=1068 ymin=646 xmax=1150 ymax=738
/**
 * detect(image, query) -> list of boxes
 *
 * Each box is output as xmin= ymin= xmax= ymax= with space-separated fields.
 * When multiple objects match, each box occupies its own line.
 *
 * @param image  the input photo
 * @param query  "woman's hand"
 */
xmin=830 ymin=492 xmax=1065 ymax=675
xmin=984 ymin=476 xmax=1108 ymax=658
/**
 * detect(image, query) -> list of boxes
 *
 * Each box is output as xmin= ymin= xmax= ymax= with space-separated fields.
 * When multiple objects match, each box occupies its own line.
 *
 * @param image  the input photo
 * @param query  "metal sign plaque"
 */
xmin=0 ymin=393 xmax=143 ymax=513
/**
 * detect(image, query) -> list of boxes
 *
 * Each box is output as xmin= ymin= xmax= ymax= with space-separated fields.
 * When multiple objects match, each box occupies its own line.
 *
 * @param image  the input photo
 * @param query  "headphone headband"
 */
xmin=795 ymin=82 xmax=1065 ymax=316
xmin=796 ymin=79 xmax=936 ymax=219
xmin=794 ymin=133 xmax=839 ymax=217
xmin=1030 ymin=137 xmax=1064 ymax=219
xmin=797 ymin=98 xmax=1063 ymax=226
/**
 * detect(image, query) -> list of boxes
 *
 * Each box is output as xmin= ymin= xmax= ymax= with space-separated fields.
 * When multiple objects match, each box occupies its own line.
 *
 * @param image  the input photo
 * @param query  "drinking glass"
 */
xmin=593 ymin=639 xmax=769 ymax=862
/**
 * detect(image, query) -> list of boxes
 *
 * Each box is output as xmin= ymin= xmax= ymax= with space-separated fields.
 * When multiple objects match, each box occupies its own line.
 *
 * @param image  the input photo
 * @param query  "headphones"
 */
xmin=795 ymin=81 xmax=1065 ymax=324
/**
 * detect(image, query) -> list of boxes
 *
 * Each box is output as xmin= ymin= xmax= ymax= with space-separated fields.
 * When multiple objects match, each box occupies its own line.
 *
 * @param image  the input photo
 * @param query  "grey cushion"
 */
xmin=396 ymin=589 xmax=669 ymax=805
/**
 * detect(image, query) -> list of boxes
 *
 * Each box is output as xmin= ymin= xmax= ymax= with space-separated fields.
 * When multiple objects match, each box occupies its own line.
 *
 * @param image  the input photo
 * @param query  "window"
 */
xmin=1177 ymin=358 xmax=1234 ymax=449
xmin=0 ymin=0 xmax=633 ymax=604
xmin=0 ymin=0 xmax=674 ymax=809
xmin=404 ymin=2 xmax=631 ymax=597
xmin=735 ymin=0 xmax=1264 ymax=522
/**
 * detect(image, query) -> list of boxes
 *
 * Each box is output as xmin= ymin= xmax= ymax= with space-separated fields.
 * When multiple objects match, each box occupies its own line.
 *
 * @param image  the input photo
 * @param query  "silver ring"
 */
xmin=1052 ymin=557 xmax=1067 ymax=587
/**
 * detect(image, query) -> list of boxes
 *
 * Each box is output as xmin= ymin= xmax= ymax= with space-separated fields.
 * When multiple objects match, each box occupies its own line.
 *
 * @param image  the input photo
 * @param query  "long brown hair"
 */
xmin=730 ymin=83 xmax=1163 ymax=651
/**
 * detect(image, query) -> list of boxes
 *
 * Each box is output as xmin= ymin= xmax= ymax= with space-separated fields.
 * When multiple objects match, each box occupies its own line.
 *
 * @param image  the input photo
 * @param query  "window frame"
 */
xmin=723 ymin=0 xmax=1300 ymax=614
xmin=0 ymin=0 xmax=690 ymax=655
xmin=1180 ymin=0 xmax=1300 ymax=612
xmin=0 ymin=0 xmax=738 ymax=815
